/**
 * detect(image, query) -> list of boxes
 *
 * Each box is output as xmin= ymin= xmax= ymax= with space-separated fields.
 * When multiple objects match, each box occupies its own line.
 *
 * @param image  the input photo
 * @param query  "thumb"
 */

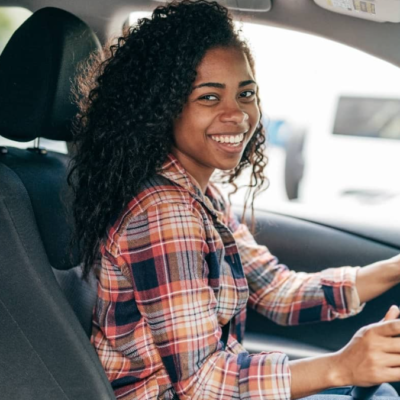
xmin=382 ymin=305 xmax=400 ymax=321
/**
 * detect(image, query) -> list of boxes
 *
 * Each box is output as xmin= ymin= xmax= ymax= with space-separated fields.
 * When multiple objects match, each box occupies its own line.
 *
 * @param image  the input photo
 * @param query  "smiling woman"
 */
xmin=68 ymin=1 xmax=400 ymax=400
xmin=171 ymin=47 xmax=260 ymax=191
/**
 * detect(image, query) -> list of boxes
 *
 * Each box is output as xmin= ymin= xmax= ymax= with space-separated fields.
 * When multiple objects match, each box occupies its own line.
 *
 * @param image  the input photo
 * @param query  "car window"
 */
xmin=0 ymin=7 xmax=68 ymax=154
xmin=232 ymin=22 xmax=400 ymax=217
xmin=0 ymin=7 xmax=31 ymax=53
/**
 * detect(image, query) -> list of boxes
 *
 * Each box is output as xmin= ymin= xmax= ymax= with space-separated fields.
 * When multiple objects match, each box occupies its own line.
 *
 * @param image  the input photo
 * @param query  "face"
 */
xmin=172 ymin=46 xmax=260 ymax=191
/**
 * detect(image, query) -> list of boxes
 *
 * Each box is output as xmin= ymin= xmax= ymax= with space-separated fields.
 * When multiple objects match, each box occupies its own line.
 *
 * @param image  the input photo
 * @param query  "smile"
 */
xmin=209 ymin=133 xmax=245 ymax=147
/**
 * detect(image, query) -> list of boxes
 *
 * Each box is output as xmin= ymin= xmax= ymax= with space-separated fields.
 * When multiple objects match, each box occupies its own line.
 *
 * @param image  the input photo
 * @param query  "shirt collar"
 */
xmin=159 ymin=154 xmax=226 ymax=219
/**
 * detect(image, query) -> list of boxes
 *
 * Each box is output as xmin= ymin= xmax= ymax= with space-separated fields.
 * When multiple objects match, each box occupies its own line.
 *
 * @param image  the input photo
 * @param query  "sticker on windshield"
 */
xmin=353 ymin=0 xmax=376 ymax=14
xmin=329 ymin=0 xmax=353 ymax=11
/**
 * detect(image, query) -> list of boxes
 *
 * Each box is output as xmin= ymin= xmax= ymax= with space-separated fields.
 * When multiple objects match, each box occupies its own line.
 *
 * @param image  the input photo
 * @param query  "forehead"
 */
xmin=195 ymin=47 xmax=254 ymax=83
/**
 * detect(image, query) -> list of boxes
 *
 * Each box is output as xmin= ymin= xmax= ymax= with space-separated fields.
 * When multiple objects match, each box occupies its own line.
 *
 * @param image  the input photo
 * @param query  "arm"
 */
xmin=228 ymin=212 xmax=363 ymax=325
xmin=231 ymin=221 xmax=363 ymax=325
xmin=232 ymin=216 xmax=400 ymax=323
xmin=289 ymin=353 xmax=341 ymax=399
xmin=356 ymin=255 xmax=400 ymax=303
xmin=116 ymin=203 xmax=291 ymax=400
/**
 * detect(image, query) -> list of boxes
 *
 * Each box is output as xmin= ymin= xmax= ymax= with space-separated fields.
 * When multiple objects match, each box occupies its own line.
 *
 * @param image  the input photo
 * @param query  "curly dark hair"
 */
xmin=69 ymin=0 xmax=268 ymax=278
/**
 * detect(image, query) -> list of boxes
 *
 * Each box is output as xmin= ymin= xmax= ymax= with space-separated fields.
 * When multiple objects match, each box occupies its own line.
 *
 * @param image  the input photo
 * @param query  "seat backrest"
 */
xmin=0 ymin=8 xmax=116 ymax=400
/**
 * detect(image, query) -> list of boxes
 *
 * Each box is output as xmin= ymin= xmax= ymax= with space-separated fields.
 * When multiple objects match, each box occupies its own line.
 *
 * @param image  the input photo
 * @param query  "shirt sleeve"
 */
xmin=230 ymin=216 xmax=364 ymax=326
xmin=114 ymin=202 xmax=291 ymax=400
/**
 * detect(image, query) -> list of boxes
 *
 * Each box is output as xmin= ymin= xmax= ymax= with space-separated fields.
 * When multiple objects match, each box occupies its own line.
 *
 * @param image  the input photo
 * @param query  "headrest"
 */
xmin=0 ymin=7 xmax=101 ymax=142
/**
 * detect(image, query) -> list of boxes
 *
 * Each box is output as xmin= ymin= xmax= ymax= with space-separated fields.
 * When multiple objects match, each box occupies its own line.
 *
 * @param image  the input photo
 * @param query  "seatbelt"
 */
xmin=221 ymin=320 xmax=231 ymax=349
xmin=170 ymin=321 xmax=231 ymax=399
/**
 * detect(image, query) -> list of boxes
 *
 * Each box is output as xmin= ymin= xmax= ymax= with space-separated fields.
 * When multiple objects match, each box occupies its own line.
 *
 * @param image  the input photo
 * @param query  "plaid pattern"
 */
xmin=91 ymin=154 xmax=363 ymax=400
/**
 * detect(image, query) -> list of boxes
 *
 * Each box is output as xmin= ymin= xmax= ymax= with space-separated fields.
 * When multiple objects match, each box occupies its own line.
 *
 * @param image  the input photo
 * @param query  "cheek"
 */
xmin=173 ymin=112 xmax=191 ymax=142
xmin=173 ymin=113 xmax=205 ymax=148
xmin=252 ymin=103 xmax=261 ymax=124
xmin=247 ymin=104 xmax=261 ymax=134
xmin=243 ymin=107 xmax=261 ymax=145
xmin=182 ymin=114 xmax=211 ymax=141
xmin=174 ymin=105 xmax=197 ymax=131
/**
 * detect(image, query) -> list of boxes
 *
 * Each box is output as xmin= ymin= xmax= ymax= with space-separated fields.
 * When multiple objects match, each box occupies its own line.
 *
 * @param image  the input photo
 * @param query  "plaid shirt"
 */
xmin=91 ymin=154 xmax=363 ymax=400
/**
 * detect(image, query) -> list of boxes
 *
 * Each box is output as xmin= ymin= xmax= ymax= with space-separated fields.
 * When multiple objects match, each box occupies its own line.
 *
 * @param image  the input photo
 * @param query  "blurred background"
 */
xmin=2 ymin=7 xmax=400 ymax=219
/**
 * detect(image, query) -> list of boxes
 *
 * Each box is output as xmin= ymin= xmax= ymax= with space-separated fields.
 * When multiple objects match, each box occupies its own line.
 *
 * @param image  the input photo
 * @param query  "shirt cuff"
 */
xmin=320 ymin=266 xmax=365 ymax=319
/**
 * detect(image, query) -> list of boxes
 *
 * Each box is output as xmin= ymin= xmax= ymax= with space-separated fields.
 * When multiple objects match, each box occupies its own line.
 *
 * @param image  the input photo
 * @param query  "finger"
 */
xmin=382 ymin=367 xmax=400 ymax=383
xmin=380 ymin=353 xmax=400 ymax=368
xmin=382 ymin=305 xmax=400 ymax=322
xmin=374 ymin=319 xmax=400 ymax=337
xmin=382 ymin=337 xmax=400 ymax=354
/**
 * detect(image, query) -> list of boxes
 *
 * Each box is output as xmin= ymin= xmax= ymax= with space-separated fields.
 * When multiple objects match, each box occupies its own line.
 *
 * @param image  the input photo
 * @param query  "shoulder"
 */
xmin=105 ymin=175 xmax=204 ymax=255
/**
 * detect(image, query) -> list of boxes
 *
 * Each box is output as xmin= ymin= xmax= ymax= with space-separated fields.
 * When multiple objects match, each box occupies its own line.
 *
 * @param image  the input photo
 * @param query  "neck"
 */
xmin=186 ymin=170 xmax=207 ymax=193
xmin=170 ymin=147 xmax=213 ymax=193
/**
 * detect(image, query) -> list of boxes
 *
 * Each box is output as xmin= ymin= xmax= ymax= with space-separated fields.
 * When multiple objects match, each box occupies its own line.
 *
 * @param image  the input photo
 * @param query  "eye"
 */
xmin=239 ymin=90 xmax=256 ymax=100
xmin=198 ymin=94 xmax=219 ymax=101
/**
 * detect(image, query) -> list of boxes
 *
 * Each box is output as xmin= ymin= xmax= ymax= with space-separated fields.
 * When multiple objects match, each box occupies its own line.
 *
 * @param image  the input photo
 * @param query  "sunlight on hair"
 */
xmin=129 ymin=11 xmax=151 ymax=27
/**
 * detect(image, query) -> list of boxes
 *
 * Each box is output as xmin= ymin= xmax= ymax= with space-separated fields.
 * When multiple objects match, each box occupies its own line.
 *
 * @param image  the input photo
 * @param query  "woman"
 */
xmin=69 ymin=1 xmax=400 ymax=399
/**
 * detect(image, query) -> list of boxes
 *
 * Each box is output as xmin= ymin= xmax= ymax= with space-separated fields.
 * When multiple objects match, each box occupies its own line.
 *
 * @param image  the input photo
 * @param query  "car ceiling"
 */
xmin=1 ymin=0 xmax=400 ymax=67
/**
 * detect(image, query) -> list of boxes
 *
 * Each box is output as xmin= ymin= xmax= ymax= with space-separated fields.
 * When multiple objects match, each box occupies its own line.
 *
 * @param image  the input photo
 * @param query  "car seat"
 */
xmin=0 ymin=7 xmax=116 ymax=400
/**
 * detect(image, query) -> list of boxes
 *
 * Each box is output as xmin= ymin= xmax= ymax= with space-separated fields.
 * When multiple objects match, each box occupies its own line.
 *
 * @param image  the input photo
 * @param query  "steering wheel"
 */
xmin=351 ymin=385 xmax=380 ymax=400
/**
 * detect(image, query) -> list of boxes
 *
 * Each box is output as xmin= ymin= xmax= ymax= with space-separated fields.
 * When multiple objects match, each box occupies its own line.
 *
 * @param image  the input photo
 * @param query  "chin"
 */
xmin=216 ymin=160 xmax=241 ymax=171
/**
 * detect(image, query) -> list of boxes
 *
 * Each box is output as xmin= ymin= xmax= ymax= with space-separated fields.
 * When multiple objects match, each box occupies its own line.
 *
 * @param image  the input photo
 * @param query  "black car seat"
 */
xmin=0 ymin=8 xmax=116 ymax=400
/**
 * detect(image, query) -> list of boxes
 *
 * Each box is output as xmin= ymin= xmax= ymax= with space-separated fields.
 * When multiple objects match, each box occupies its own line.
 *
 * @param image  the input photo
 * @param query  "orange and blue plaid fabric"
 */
xmin=91 ymin=154 xmax=363 ymax=400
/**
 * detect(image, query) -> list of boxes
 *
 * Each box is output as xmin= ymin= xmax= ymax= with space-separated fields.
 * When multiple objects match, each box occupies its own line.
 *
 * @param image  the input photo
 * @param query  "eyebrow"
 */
xmin=192 ymin=79 xmax=257 ymax=90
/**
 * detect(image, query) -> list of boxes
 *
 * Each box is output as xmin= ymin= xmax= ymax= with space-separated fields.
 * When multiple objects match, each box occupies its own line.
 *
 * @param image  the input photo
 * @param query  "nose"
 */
xmin=219 ymin=103 xmax=249 ymax=125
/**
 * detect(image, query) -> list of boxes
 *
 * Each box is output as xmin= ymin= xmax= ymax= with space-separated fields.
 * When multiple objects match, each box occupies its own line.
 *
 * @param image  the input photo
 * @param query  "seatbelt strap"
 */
xmin=221 ymin=320 xmax=231 ymax=350
xmin=170 ymin=321 xmax=231 ymax=400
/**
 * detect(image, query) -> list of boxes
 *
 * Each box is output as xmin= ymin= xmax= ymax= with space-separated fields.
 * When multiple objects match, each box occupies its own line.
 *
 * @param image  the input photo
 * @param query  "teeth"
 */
xmin=210 ymin=133 xmax=245 ymax=145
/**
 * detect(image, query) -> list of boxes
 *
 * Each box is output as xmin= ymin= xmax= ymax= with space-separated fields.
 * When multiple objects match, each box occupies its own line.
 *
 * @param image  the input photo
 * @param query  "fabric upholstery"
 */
xmin=0 ymin=147 xmax=79 ymax=269
xmin=0 ymin=7 xmax=114 ymax=399
xmin=0 ymin=162 xmax=115 ymax=399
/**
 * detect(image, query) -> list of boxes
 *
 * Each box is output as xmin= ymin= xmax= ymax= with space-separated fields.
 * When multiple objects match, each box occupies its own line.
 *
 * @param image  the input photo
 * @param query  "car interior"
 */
xmin=0 ymin=0 xmax=400 ymax=399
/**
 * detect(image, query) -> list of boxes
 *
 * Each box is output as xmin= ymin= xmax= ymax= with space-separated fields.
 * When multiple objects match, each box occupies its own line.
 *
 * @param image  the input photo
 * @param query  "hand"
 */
xmin=333 ymin=305 xmax=400 ymax=387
